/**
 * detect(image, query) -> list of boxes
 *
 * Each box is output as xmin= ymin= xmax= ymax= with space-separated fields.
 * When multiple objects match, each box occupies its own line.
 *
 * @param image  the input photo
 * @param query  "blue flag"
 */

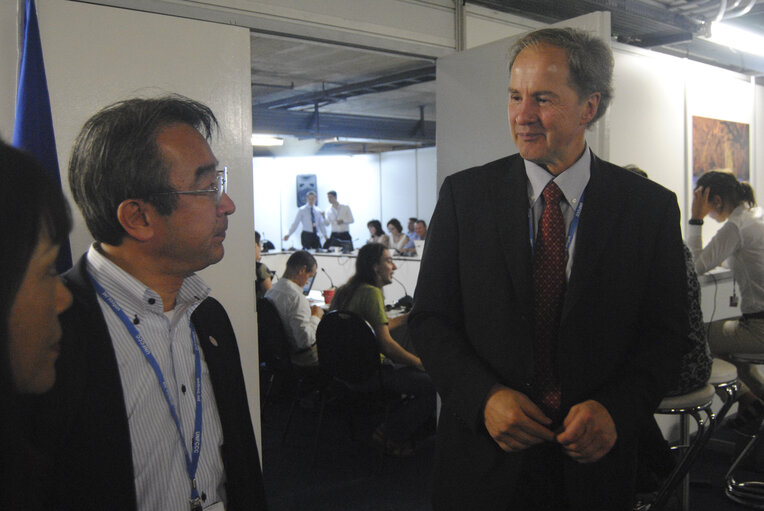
xmin=13 ymin=0 xmax=72 ymax=271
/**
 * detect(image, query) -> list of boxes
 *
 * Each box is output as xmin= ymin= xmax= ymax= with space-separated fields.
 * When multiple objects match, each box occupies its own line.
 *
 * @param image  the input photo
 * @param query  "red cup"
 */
xmin=322 ymin=289 xmax=335 ymax=305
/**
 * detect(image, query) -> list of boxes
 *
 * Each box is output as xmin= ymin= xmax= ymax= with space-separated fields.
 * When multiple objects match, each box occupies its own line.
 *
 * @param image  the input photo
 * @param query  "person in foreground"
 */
xmin=330 ymin=243 xmax=435 ymax=456
xmin=408 ymin=28 xmax=687 ymax=510
xmin=688 ymin=170 xmax=764 ymax=431
xmin=0 ymin=141 xmax=73 ymax=510
xmin=23 ymin=96 xmax=267 ymax=510
xmin=265 ymin=250 xmax=322 ymax=367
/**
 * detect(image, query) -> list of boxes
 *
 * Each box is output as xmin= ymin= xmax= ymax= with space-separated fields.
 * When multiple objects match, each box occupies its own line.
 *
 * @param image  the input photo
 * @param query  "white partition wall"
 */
xmin=1 ymin=0 xmax=261 ymax=441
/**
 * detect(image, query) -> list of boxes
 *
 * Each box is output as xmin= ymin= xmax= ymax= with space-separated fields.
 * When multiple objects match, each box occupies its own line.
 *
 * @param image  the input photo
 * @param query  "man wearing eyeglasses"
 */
xmin=24 ymin=96 xmax=267 ymax=510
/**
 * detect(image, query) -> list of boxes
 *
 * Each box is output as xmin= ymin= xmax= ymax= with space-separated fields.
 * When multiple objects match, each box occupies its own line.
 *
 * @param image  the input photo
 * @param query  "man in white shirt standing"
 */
xmin=322 ymin=190 xmax=355 ymax=250
xmin=283 ymin=191 xmax=326 ymax=249
xmin=265 ymin=251 xmax=323 ymax=367
xmin=25 ymin=95 xmax=266 ymax=511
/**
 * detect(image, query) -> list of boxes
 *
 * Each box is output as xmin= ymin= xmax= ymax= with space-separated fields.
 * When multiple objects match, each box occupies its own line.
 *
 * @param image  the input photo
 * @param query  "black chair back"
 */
xmin=256 ymin=297 xmax=292 ymax=372
xmin=317 ymin=310 xmax=379 ymax=384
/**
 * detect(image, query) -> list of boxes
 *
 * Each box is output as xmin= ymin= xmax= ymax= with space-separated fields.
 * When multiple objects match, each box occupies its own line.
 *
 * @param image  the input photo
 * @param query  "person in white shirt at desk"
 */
xmin=323 ymin=190 xmax=354 ymax=250
xmin=265 ymin=250 xmax=323 ymax=367
xmin=284 ymin=191 xmax=326 ymax=249
xmin=688 ymin=170 xmax=764 ymax=431
xmin=386 ymin=218 xmax=410 ymax=255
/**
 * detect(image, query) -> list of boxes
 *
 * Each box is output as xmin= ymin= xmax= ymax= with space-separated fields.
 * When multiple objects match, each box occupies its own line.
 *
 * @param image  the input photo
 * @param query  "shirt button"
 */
xmin=181 ymin=385 xmax=187 ymax=394
xmin=201 ymin=492 xmax=207 ymax=502
xmin=148 ymin=298 xmax=156 ymax=305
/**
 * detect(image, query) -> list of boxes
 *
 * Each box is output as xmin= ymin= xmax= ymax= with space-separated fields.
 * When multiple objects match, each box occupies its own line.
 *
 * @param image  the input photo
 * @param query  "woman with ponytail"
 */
xmin=688 ymin=170 xmax=764 ymax=431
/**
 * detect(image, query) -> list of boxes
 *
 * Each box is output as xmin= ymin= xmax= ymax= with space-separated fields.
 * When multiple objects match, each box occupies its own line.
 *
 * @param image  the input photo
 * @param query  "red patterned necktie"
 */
xmin=532 ymin=181 xmax=565 ymax=417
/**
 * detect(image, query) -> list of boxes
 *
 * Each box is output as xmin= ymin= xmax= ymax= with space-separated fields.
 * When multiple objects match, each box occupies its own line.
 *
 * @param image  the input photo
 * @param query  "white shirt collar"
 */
xmin=86 ymin=243 xmax=210 ymax=314
xmin=525 ymin=146 xmax=591 ymax=208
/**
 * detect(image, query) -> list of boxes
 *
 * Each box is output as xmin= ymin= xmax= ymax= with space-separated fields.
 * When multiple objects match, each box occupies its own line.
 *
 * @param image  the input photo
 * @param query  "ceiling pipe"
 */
xmin=723 ymin=0 xmax=757 ymax=19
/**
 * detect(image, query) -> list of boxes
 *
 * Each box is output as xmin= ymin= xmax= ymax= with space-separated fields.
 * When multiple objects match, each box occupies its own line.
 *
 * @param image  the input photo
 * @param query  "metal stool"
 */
xmin=644 ymin=383 xmax=716 ymax=511
xmin=643 ymin=358 xmax=738 ymax=510
xmin=725 ymin=354 xmax=764 ymax=508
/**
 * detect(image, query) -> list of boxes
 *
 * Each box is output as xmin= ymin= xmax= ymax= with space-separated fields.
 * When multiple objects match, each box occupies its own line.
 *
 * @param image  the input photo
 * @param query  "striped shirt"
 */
xmin=86 ymin=245 xmax=226 ymax=510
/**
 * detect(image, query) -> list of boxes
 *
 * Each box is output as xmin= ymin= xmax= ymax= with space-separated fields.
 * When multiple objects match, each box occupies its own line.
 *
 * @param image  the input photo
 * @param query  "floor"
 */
xmin=261 ymin=388 xmax=764 ymax=510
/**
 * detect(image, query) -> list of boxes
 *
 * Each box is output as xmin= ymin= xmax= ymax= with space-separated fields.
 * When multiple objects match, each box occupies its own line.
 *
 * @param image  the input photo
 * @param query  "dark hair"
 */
xmin=68 ymin=94 xmax=218 ymax=245
xmin=0 ymin=140 xmax=71 ymax=396
xmin=331 ymin=243 xmax=387 ymax=311
xmin=416 ymin=219 xmax=427 ymax=229
xmin=624 ymin=164 xmax=648 ymax=178
xmin=327 ymin=190 xmax=337 ymax=198
xmin=367 ymin=220 xmax=384 ymax=236
xmin=409 ymin=217 xmax=418 ymax=223
xmin=255 ymin=230 xmax=261 ymax=244
xmin=509 ymin=27 xmax=614 ymax=127
xmin=387 ymin=218 xmax=403 ymax=234
xmin=696 ymin=170 xmax=756 ymax=209
xmin=284 ymin=250 xmax=317 ymax=277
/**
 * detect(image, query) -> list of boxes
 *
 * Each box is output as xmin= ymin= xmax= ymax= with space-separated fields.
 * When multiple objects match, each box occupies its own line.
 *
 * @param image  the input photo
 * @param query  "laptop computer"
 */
xmin=303 ymin=274 xmax=315 ymax=295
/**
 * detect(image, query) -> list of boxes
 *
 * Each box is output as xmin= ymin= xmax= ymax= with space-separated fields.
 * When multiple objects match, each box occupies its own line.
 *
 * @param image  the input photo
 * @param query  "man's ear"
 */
xmin=116 ymin=199 xmax=156 ymax=242
xmin=581 ymin=92 xmax=601 ymax=125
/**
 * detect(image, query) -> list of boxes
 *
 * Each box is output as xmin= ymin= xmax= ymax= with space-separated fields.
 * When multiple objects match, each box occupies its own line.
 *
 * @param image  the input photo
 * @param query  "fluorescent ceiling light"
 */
xmin=251 ymin=134 xmax=284 ymax=146
xmin=704 ymin=22 xmax=764 ymax=58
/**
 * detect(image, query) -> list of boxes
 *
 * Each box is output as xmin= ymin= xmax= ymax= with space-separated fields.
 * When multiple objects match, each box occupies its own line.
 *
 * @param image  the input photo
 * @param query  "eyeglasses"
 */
xmin=153 ymin=167 xmax=228 ymax=205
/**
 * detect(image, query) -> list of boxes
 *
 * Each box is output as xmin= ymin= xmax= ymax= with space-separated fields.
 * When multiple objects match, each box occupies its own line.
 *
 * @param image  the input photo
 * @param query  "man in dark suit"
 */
xmin=24 ymin=96 xmax=267 ymax=510
xmin=409 ymin=28 xmax=688 ymax=510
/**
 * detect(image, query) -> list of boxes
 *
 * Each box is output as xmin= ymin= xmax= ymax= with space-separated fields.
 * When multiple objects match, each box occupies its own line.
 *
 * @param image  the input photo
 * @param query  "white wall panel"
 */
xmin=0 ymin=1 xmax=18 ymax=141
xmin=29 ymin=0 xmax=261 ymax=440
xmin=609 ymin=46 xmax=686 ymax=198
xmin=381 ymin=149 xmax=418 ymax=227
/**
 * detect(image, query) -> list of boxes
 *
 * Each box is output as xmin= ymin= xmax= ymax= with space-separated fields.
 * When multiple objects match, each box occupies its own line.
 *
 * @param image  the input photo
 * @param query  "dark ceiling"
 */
xmin=251 ymin=0 xmax=763 ymax=156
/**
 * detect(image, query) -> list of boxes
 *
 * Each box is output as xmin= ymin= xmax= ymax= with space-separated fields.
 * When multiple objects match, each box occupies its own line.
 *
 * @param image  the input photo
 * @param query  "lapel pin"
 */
xmin=208 ymin=335 xmax=219 ymax=347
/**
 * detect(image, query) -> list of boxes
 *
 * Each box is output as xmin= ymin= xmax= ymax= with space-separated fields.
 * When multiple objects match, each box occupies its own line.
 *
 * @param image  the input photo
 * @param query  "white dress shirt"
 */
xmin=87 ymin=245 xmax=226 ymax=510
xmin=687 ymin=205 xmax=764 ymax=314
xmin=264 ymin=277 xmax=320 ymax=366
xmin=286 ymin=204 xmax=327 ymax=237
xmin=525 ymin=147 xmax=591 ymax=279
xmin=324 ymin=204 xmax=354 ymax=233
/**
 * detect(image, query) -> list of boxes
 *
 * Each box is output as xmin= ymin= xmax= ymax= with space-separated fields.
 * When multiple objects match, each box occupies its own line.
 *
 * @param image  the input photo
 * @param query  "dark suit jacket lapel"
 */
xmin=58 ymin=256 xmax=138 ymax=509
xmin=489 ymin=156 xmax=533 ymax=316
xmin=562 ymin=155 xmax=622 ymax=321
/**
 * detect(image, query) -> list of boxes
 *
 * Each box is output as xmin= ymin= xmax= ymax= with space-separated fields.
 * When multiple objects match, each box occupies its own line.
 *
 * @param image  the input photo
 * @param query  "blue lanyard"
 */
xmin=89 ymin=274 xmax=204 ymax=506
xmin=529 ymin=189 xmax=585 ymax=259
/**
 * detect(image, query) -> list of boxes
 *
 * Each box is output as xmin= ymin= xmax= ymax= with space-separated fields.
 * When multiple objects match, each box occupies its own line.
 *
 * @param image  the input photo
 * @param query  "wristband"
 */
xmin=689 ymin=218 xmax=704 ymax=226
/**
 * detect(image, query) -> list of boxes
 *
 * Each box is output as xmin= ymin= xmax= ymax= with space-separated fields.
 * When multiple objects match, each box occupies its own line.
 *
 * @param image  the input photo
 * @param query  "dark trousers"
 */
xmin=300 ymin=231 xmax=321 ymax=250
xmin=508 ymin=443 xmax=567 ymax=510
xmin=323 ymin=231 xmax=353 ymax=250
xmin=379 ymin=364 xmax=436 ymax=442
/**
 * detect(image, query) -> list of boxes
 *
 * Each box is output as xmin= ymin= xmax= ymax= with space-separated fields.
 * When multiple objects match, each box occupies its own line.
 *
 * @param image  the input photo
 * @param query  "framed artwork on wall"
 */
xmin=692 ymin=115 xmax=750 ymax=185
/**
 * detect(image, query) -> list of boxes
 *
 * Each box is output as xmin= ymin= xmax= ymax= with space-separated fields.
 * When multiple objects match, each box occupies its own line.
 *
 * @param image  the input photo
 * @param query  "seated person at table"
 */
xmin=255 ymin=230 xmax=272 ymax=299
xmin=366 ymin=219 xmax=389 ymax=247
xmin=402 ymin=219 xmax=427 ymax=255
xmin=265 ymin=250 xmax=322 ymax=367
xmin=406 ymin=217 xmax=419 ymax=241
xmin=386 ymin=218 xmax=409 ymax=255
xmin=688 ymin=170 xmax=764 ymax=431
xmin=330 ymin=243 xmax=435 ymax=456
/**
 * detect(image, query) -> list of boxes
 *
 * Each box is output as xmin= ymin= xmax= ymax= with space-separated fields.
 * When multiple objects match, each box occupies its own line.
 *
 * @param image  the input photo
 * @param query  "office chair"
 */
xmin=314 ymin=310 xmax=405 ymax=466
xmin=256 ymin=297 xmax=294 ymax=407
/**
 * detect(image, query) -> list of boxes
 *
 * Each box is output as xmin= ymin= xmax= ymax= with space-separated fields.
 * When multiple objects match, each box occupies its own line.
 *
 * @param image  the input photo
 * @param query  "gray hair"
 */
xmin=509 ymin=27 xmax=614 ymax=126
xmin=68 ymin=94 xmax=218 ymax=245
